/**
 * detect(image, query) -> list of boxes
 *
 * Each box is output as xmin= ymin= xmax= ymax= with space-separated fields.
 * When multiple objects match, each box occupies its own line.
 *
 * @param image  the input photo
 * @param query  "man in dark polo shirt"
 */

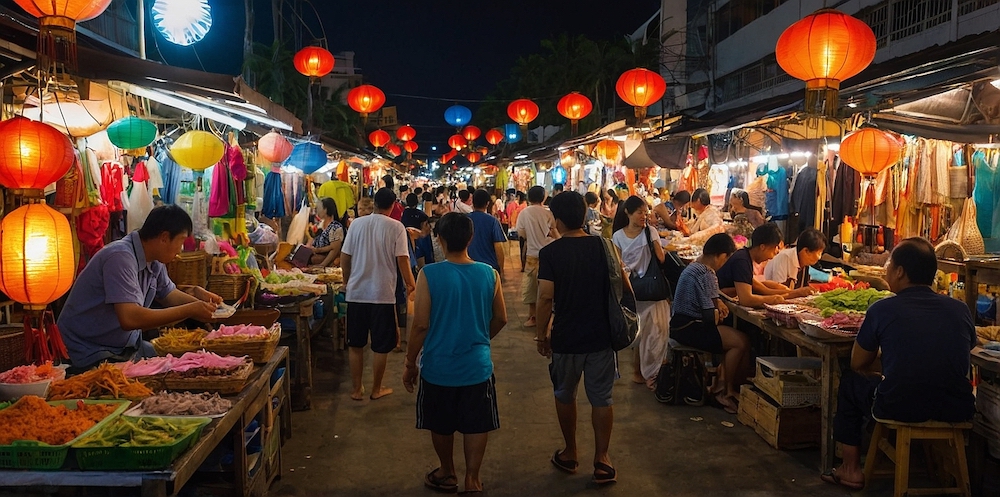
xmin=821 ymin=238 xmax=975 ymax=491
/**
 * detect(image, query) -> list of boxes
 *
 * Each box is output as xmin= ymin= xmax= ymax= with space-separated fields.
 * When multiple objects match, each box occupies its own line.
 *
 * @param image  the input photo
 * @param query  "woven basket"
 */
xmin=207 ymin=274 xmax=253 ymax=301
xmin=150 ymin=328 xmax=208 ymax=357
xmin=0 ymin=325 xmax=26 ymax=372
xmin=132 ymin=373 xmax=167 ymax=392
xmin=201 ymin=324 xmax=280 ymax=364
xmin=164 ymin=360 xmax=253 ymax=395
xmin=166 ymin=251 xmax=208 ymax=287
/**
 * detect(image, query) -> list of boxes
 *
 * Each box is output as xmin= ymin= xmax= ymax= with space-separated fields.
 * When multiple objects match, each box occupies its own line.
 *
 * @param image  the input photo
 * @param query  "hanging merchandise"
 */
xmin=551 ymin=165 xmax=567 ymax=185
xmin=765 ymin=158 xmax=790 ymax=219
xmin=144 ymin=155 xmax=164 ymax=191
xmin=53 ymin=154 xmax=86 ymax=211
xmin=171 ymin=130 xmax=224 ymax=171
xmin=127 ymin=161 xmax=154 ymax=232
xmin=285 ymin=142 xmax=327 ymax=174
xmin=208 ymin=151 xmax=233 ymax=218
xmin=790 ymin=162 xmax=818 ymax=231
xmin=76 ymin=204 xmax=110 ymax=272
xmin=973 ymin=149 xmax=999 ymax=239
xmin=106 ymin=116 xmax=157 ymax=150
xmin=100 ymin=162 xmax=125 ymax=212
xmin=946 ymin=198 xmax=985 ymax=255
xmin=262 ymin=165 xmax=286 ymax=219
xmin=287 ymin=201 xmax=311 ymax=245
xmin=154 ymin=142 xmax=181 ymax=205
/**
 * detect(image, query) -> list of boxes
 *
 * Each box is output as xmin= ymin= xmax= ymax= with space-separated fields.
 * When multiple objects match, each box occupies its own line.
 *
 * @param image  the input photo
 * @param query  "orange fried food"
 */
xmin=0 ymin=396 xmax=117 ymax=445
xmin=48 ymin=363 xmax=153 ymax=400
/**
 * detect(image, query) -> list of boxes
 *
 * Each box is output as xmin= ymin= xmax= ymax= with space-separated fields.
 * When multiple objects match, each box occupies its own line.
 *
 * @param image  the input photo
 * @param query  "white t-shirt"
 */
xmin=341 ymin=213 xmax=410 ymax=304
xmin=453 ymin=200 xmax=473 ymax=214
xmin=612 ymin=228 xmax=660 ymax=278
xmin=516 ymin=205 xmax=556 ymax=257
xmin=764 ymin=247 xmax=799 ymax=285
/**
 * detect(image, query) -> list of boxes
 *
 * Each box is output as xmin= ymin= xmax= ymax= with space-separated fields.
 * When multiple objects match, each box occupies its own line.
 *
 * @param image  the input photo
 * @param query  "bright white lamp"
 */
xmin=151 ymin=0 xmax=213 ymax=46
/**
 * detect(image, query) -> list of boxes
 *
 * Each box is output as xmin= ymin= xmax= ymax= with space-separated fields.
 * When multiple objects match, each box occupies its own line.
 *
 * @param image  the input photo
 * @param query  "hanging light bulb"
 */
xmin=151 ymin=0 xmax=213 ymax=46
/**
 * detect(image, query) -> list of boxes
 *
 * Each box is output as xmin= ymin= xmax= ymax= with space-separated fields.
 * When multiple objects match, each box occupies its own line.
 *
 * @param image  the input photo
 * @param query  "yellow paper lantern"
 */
xmin=170 ymin=130 xmax=224 ymax=171
xmin=0 ymin=203 xmax=76 ymax=309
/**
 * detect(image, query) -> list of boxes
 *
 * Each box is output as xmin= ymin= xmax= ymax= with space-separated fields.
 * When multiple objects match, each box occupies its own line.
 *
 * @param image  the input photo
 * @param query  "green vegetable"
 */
xmin=812 ymin=288 xmax=892 ymax=316
xmin=73 ymin=416 xmax=206 ymax=447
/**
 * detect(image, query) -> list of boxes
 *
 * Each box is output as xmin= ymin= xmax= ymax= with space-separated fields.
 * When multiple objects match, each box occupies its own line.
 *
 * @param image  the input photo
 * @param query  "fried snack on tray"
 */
xmin=155 ymin=328 xmax=208 ymax=349
xmin=0 ymin=395 xmax=117 ymax=445
xmin=977 ymin=326 xmax=1000 ymax=344
xmin=48 ymin=363 xmax=153 ymax=400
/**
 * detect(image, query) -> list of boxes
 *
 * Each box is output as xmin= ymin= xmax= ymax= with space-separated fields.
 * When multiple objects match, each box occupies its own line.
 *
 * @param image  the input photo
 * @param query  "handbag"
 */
xmin=599 ymin=237 xmax=639 ymax=351
xmin=629 ymin=227 xmax=672 ymax=301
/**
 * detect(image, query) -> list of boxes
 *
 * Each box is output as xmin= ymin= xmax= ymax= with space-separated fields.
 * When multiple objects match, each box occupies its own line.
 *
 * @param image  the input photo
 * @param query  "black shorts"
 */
xmin=669 ymin=315 xmax=724 ymax=354
xmin=416 ymin=376 xmax=500 ymax=435
xmin=346 ymin=302 xmax=398 ymax=353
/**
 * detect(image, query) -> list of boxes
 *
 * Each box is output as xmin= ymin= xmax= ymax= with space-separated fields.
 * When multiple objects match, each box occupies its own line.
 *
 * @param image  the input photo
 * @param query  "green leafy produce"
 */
xmin=73 ymin=416 xmax=206 ymax=448
xmin=812 ymin=288 xmax=893 ymax=317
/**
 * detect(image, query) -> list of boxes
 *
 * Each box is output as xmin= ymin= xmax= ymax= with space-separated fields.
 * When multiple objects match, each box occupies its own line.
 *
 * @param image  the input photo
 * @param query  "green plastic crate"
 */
xmin=0 ymin=399 xmax=130 ymax=470
xmin=73 ymin=416 xmax=212 ymax=471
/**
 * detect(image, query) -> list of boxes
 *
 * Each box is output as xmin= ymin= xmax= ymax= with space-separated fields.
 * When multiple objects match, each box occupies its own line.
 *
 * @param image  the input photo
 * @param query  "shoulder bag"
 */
xmin=629 ymin=227 xmax=672 ymax=302
xmin=600 ymin=237 xmax=639 ymax=351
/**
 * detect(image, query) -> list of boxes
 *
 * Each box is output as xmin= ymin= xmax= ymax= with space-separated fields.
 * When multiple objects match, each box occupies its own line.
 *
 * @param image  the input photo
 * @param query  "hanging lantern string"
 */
xmin=386 ymin=92 xmax=570 ymax=103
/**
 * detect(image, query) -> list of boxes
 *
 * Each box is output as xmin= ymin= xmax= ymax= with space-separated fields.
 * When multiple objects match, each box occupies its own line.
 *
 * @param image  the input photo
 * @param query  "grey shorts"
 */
xmin=549 ymin=349 xmax=618 ymax=407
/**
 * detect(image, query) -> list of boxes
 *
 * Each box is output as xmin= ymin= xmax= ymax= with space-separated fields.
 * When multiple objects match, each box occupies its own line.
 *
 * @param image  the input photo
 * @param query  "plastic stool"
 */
xmin=863 ymin=418 xmax=972 ymax=497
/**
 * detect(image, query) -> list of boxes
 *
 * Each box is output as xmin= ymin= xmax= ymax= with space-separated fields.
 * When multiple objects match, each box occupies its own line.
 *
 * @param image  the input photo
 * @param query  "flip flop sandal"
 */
xmin=592 ymin=462 xmax=617 ymax=485
xmin=550 ymin=449 xmax=578 ymax=474
xmin=458 ymin=485 xmax=484 ymax=495
xmin=425 ymin=468 xmax=458 ymax=493
xmin=715 ymin=393 xmax=738 ymax=414
xmin=820 ymin=470 xmax=864 ymax=491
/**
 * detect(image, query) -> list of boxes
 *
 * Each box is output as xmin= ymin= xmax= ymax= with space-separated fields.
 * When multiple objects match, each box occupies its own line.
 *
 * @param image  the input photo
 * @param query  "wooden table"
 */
xmin=0 ymin=347 xmax=291 ymax=497
xmin=267 ymin=290 xmax=333 ymax=411
xmin=937 ymin=259 xmax=1000 ymax=321
xmin=725 ymin=302 xmax=855 ymax=473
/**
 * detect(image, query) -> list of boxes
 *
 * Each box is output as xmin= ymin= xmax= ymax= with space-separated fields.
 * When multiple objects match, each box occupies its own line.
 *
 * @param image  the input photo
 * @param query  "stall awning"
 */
xmin=623 ymin=136 xmax=691 ymax=170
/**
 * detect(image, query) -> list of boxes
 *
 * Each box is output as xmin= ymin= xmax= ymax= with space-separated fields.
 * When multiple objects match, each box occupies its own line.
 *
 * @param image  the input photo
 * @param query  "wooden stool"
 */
xmin=666 ymin=339 xmax=714 ymax=406
xmin=863 ymin=418 xmax=972 ymax=497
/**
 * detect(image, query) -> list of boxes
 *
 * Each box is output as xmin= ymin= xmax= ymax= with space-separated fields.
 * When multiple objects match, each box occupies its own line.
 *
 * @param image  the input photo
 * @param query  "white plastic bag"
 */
xmin=286 ymin=201 xmax=310 ymax=245
xmin=127 ymin=180 xmax=153 ymax=232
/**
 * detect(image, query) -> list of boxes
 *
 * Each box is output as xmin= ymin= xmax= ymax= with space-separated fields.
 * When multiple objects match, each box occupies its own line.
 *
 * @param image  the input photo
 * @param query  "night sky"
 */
xmin=149 ymin=0 xmax=661 ymax=148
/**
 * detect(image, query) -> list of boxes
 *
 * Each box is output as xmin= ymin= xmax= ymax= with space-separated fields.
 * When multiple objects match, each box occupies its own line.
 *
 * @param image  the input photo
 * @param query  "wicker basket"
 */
xmin=150 ymin=328 xmax=208 ymax=357
xmin=132 ymin=373 xmax=168 ymax=392
xmin=164 ymin=360 xmax=253 ymax=394
xmin=207 ymin=274 xmax=253 ymax=302
xmin=0 ymin=325 xmax=26 ymax=372
xmin=201 ymin=324 xmax=280 ymax=364
xmin=166 ymin=251 xmax=208 ymax=287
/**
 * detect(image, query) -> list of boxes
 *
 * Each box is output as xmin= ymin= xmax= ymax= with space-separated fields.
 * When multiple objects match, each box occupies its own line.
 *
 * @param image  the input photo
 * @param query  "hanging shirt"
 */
xmin=765 ymin=160 xmax=789 ymax=218
xmin=790 ymin=164 xmax=817 ymax=231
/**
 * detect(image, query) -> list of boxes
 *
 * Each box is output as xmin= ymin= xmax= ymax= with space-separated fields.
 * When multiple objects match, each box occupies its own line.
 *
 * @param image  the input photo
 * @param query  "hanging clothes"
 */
xmin=208 ymin=153 xmax=232 ymax=218
xmin=790 ymin=163 xmax=817 ymax=232
xmin=100 ymin=162 xmax=125 ymax=212
xmin=228 ymin=143 xmax=247 ymax=205
xmin=155 ymin=144 xmax=181 ymax=205
xmin=262 ymin=166 xmax=286 ymax=219
xmin=765 ymin=158 xmax=789 ymax=219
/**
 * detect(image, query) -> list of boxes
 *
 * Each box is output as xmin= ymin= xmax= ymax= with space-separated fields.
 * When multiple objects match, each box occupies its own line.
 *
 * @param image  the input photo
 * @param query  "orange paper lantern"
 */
xmin=616 ymin=68 xmax=666 ymax=120
xmin=0 ymin=202 xmax=75 ymax=309
xmin=396 ymin=125 xmax=416 ymax=142
xmin=403 ymin=141 xmax=418 ymax=153
xmin=462 ymin=125 xmax=481 ymax=142
xmin=839 ymin=128 xmax=902 ymax=177
xmin=557 ymin=92 xmax=593 ymax=123
xmin=15 ymin=0 xmax=112 ymax=70
xmin=368 ymin=129 xmax=390 ymax=148
xmin=293 ymin=46 xmax=335 ymax=79
xmin=507 ymin=99 xmax=539 ymax=126
xmin=0 ymin=116 xmax=75 ymax=191
xmin=485 ymin=129 xmax=504 ymax=146
xmin=258 ymin=131 xmax=293 ymax=163
xmin=348 ymin=84 xmax=386 ymax=118
xmin=14 ymin=0 xmax=111 ymax=20
xmin=467 ymin=152 xmax=482 ymax=163
xmin=386 ymin=143 xmax=402 ymax=156
xmin=594 ymin=139 xmax=622 ymax=164
xmin=443 ymin=150 xmax=457 ymax=163
xmin=448 ymin=134 xmax=467 ymax=151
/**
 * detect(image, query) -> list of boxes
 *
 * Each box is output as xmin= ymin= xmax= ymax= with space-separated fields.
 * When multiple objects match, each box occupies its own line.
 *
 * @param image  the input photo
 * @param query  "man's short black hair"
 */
xmin=139 ymin=204 xmax=193 ymax=240
xmin=421 ymin=191 xmax=434 ymax=202
xmin=553 ymin=183 xmax=564 ymax=192
xmin=751 ymin=223 xmax=783 ymax=247
xmin=703 ymin=233 xmax=736 ymax=256
xmin=472 ymin=189 xmax=491 ymax=209
xmin=796 ymin=228 xmax=827 ymax=252
xmin=458 ymin=190 xmax=472 ymax=202
xmin=584 ymin=191 xmax=599 ymax=206
xmin=400 ymin=185 xmax=409 ymax=194
xmin=414 ymin=186 xmax=423 ymax=195
xmin=672 ymin=190 xmax=691 ymax=204
xmin=890 ymin=237 xmax=937 ymax=285
xmin=382 ymin=174 xmax=394 ymax=191
xmin=437 ymin=212 xmax=473 ymax=252
xmin=374 ymin=188 xmax=396 ymax=210
xmin=549 ymin=191 xmax=586 ymax=230
xmin=527 ymin=185 xmax=546 ymax=204
xmin=695 ymin=190 xmax=711 ymax=206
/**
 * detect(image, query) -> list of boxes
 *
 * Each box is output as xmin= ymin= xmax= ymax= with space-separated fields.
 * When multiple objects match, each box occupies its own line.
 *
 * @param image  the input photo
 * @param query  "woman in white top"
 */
xmin=764 ymin=229 xmax=827 ymax=289
xmin=612 ymin=196 xmax=671 ymax=389
xmin=688 ymin=190 xmax=723 ymax=234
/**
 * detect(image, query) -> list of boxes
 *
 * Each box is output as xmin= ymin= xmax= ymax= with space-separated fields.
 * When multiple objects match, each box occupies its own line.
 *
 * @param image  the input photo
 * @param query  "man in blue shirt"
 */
xmin=821 ymin=238 xmax=975 ymax=491
xmin=58 ymin=205 xmax=221 ymax=369
xmin=467 ymin=189 xmax=507 ymax=276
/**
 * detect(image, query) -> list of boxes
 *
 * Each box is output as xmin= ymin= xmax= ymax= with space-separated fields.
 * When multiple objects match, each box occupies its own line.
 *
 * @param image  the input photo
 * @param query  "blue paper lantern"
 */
xmin=444 ymin=105 xmax=472 ymax=127
xmin=503 ymin=124 xmax=522 ymax=144
xmin=551 ymin=165 xmax=567 ymax=185
xmin=285 ymin=142 xmax=328 ymax=174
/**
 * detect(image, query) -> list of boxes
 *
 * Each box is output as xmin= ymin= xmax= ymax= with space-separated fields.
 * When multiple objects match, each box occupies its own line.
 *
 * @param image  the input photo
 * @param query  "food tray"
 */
xmin=763 ymin=303 xmax=817 ymax=329
xmin=151 ymin=328 xmax=208 ymax=357
xmin=200 ymin=324 xmax=280 ymax=364
xmin=124 ymin=405 xmax=227 ymax=419
xmin=73 ymin=416 xmax=212 ymax=470
xmin=164 ymin=361 xmax=253 ymax=395
xmin=798 ymin=318 xmax=858 ymax=341
xmin=0 ymin=399 xmax=130 ymax=470
xmin=0 ymin=365 xmax=68 ymax=400
xmin=131 ymin=373 xmax=167 ymax=392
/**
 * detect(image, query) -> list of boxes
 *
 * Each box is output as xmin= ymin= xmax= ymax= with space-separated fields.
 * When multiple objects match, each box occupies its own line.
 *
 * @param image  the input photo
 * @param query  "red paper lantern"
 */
xmin=440 ymin=154 xmax=448 ymax=163
xmin=557 ymin=92 xmax=593 ymax=123
xmin=368 ymin=129 xmax=390 ymax=148
xmin=776 ymin=9 xmax=876 ymax=115
xmin=294 ymin=46 xmax=335 ymax=79
xmin=258 ymin=131 xmax=293 ymax=163
xmin=462 ymin=125 xmax=481 ymax=142
xmin=443 ymin=150 xmax=457 ymax=163
xmin=839 ymin=129 xmax=902 ymax=177
xmin=616 ymin=68 xmax=666 ymax=120
xmin=485 ymin=129 xmax=503 ymax=146
xmin=396 ymin=125 xmax=416 ymax=142
xmin=507 ymin=99 xmax=539 ymax=126
xmin=478 ymin=146 xmax=489 ymax=155
xmin=448 ymin=134 xmax=467 ymax=151
xmin=348 ymin=84 xmax=386 ymax=119
xmin=0 ymin=116 xmax=75 ymax=191
xmin=467 ymin=152 xmax=482 ymax=163
xmin=386 ymin=143 xmax=402 ymax=156
xmin=403 ymin=141 xmax=418 ymax=153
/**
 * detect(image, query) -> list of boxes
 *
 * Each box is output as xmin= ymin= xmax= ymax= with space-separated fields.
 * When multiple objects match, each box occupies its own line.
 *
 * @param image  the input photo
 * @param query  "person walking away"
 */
xmin=821 ymin=238 xmax=975 ymax=491
xmin=670 ymin=233 xmax=745 ymax=413
xmin=612 ymin=196 xmax=671 ymax=389
xmin=535 ymin=191 xmax=621 ymax=485
xmin=516 ymin=186 xmax=559 ymax=327
xmin=468 ymin=189 xmax=507 ymax=276
xmin=507 ymin=191 xmax=527 ymax=270
xmin=341 ymin=188 xmax=415 ymax=401
xmin=584 ymin=192 xmax=603 ymax=236
xmin=403 ymin=213 xmax=507 ymax=494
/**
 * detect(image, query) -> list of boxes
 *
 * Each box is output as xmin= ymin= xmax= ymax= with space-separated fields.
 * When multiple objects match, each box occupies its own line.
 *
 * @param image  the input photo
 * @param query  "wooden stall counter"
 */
xmin=0 ymin=347 xmax=292 ymax=497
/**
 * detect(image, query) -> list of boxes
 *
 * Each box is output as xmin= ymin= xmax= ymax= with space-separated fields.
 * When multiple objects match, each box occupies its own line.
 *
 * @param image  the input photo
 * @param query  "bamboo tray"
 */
xmin=150 ymin=328 xmax=208 ymax=357
xmin=164 ymin=361 xmax=253 ymax=395
xmin=200 ymin=324 xmax=280 ymax=364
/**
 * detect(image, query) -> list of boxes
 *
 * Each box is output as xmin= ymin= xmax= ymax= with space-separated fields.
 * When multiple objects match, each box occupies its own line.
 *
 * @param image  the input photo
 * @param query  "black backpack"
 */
xmin=655 ymin=350 xmax=708 ymax=406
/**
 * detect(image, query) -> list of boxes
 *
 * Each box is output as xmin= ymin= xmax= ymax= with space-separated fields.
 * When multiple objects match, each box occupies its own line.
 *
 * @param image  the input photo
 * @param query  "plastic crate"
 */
xmin=0 ymin=399 xmax=130 ymax=470
xmin=753 ymin=356 xmax=821 ymax=407
xmin=73 ymin=416 xmax=212 ymax=470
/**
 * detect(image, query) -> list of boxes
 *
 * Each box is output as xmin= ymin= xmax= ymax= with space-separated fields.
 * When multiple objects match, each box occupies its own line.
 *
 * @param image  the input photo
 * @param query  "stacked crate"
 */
xmin=738 ymin=357 xmax=822 ymax=449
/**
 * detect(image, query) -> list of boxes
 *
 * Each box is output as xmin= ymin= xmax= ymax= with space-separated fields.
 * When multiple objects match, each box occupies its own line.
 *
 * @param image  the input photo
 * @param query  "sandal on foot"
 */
xmin=820 ymin=470 xmax=864 ymax=491
xmin=715 ymin=393 xmax=738 ymax=414
xmin=592 ymin=462 xmax=617 ymax=485
xmin=458 ymin=485 xmax=484 ymax=495
xmin=550 ymin=449 xmax=578 ymax=474
xmin=424 ymin=468 xmax=458 ymax=493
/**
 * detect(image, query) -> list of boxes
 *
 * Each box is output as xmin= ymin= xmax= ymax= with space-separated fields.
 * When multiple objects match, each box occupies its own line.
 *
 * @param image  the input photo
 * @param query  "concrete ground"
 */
xmin=268 ymin=247 xmax=859 ymax=497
